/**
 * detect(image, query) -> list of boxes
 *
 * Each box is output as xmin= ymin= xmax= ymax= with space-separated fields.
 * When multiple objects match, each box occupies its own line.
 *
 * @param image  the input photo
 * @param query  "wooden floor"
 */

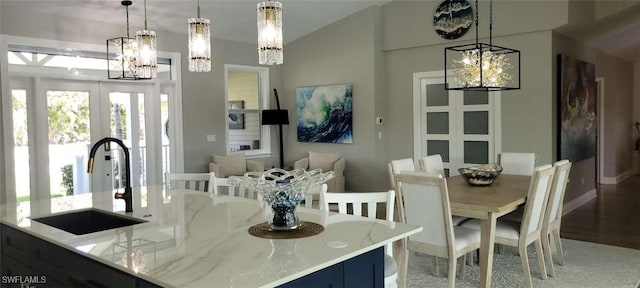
xmin=561 ymin=174 xmax=640 ymax=250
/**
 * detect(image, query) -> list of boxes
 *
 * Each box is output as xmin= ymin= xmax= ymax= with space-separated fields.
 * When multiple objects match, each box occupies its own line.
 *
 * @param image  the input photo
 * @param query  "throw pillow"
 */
xmin=308 ymin=151 xmax=340 ymax=173
xmin=213 ymin=154 xmax=247 ymax=176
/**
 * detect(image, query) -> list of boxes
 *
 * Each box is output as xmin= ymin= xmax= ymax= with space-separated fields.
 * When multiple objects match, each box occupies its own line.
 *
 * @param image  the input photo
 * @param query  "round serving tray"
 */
xmin=248 ymin=221 xmax=324 ymax=239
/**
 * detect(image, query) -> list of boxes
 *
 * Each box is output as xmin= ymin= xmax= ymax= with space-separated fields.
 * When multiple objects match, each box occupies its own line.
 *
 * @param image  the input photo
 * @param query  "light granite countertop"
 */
xmin=0 ymin=189 xmax=421 ymax=288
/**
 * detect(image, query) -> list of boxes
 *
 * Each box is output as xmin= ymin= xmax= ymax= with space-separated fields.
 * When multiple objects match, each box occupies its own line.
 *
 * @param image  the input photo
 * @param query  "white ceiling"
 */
xmin=557 ymin=2 xmax=640 ymax=62
xmin=3 ymin=0 xmax=640 ymax=62
xmin=1 ymin=0 xmax=393 ymax=45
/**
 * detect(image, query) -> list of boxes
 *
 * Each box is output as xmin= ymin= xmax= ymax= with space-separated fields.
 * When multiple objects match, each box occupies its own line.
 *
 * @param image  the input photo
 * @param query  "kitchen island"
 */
xmin=1 ymin=191 xmax=421 ymax=287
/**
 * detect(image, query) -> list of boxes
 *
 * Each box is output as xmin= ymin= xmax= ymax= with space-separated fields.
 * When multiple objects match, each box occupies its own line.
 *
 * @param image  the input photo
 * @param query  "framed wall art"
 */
xmin=557 ymin=54 xmax=596 ymax=163
xmin=296 ymin=84 xmax=353 ymax=144
xmin=433 ymin=0 xmax=474 ymax=40
xmin=228 ymin=100 xmax=245 ymax=130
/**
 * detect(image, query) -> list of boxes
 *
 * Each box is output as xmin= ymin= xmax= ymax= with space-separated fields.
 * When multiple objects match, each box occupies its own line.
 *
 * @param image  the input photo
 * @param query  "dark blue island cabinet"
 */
xmin=2 ymin=224 xmax=385 ymax=288
xmin=278 ymin=247 xmax=385 ymax=288
xmin=1 ymin=224 xmax=161 ymax=288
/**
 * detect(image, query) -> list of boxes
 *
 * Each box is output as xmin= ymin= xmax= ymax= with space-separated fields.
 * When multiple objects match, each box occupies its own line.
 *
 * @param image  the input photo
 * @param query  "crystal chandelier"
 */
xmin=444 ymin=0 xmax=520 ymax=91
xmin=188 ymin=0 xmax=211 ymax=72
xmin=257 ymin=0 xmax=283 ymax=65
xmin=107 ymin=1 xmax=147 ymax=80
xmin=135 ymin=0 xmax=157 ymax=79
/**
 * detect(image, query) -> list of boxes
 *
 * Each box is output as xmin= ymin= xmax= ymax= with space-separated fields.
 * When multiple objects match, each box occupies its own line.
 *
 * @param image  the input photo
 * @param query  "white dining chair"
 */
xmin=165 ymin=172 xmax=214 ymax=195
xmin=211 ymin=176 xmax=257 ymax=199
xmin=388 ymin=158 xmax=417 ymax=190
xmin=541 ymin=160 xmax=572 ymax=277
xmin=419 ymin=154 xmax=445 ymax=177
xmin=462 ymin=164 xmax=556 ymax=287
xmin=498 ymin=152 xmax=536 ymax=176
xmin=302 ymin=183 xmax=328 ymax=209
xmin=320 ymin=189 xmax=398 ymax=288
xmin=396 ymin=172 xmax=481 ymax=288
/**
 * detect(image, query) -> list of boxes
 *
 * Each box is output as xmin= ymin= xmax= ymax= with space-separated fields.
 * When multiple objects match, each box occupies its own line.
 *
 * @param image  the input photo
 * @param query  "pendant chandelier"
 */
xmin=444 ymin=0 xmax=520 ymax=91
xmin=107 ymin=1 xmax=148 ymax=80
xmin=257 ymin=0 xmax=283 ymax=65
xmin=135 ymin=0 xmax=158 ymax=79
xmin=188 ymin=0 xmax=211 ymax=72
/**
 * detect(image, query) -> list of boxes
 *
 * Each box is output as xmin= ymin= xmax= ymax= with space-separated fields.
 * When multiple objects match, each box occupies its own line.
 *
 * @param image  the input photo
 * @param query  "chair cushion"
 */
xmin=453 ymin=226 xmax=481 ymax=251
xmin=213 ymin=154 xmax=247 ymax=176
xmin=460 ymin=218 xmax=521 ymax=241
xmin=309 ymin=151 xmax=340 ymax=172
xmin=384 ymin=254 xmax=397 ymax=277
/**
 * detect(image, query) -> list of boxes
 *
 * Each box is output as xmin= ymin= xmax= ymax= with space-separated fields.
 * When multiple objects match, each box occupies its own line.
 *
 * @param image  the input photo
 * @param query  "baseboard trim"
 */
xmin=617 ymin=170 xmax=633 ymax=183
xmin=563 ymin=189 xmax=597 ymax=216
xmin=600 ymin=177 xmax=617 ymax=185
xmin=600 ymin=170 xmax=634 ymax=185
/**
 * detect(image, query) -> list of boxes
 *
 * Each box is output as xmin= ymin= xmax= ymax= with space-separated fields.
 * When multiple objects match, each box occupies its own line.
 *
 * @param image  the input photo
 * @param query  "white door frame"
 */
xmin=413 ymin=71 xmax=502 ymax=173
xmin=1 ymin=35 xmax=183 ymax=210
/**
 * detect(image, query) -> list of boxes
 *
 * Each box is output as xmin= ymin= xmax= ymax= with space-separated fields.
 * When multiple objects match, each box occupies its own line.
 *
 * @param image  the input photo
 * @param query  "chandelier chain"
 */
xmin=125 ymin=4 xmax=130 ymax=38
xmin=475 ymin=0 xmax=479 ymax=48
xmin=143 ymin=0 xmax=148 ymax=30
xmin=197 ymin=0 xmax=201 ymax=18
xmin=489 ymin=0 xmax=493 ymax=47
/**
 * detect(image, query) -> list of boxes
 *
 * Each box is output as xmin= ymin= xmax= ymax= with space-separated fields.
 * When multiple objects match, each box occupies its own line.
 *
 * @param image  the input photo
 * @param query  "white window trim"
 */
xmin=0 ymin=34 xmax=184 ymax=206
xmin=224 ymin=64 xmax=272 ymax=158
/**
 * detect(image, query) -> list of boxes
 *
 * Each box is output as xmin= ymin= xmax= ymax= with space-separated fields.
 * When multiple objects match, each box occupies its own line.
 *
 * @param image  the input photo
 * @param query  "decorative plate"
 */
xmin=433 ymin=0 xmax=474 ymax=40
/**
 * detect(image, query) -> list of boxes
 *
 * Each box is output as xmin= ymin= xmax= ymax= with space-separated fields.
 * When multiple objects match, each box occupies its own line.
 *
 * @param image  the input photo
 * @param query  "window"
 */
xmin=7 ymin=44 xmax=172 ymax=80
xmin=225 ymin=65 xmax=271 ymax=157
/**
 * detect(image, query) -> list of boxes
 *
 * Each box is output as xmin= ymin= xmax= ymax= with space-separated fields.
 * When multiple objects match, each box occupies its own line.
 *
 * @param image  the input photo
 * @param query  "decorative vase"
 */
xmin=230 ymin=168 xmax=334 ymax=231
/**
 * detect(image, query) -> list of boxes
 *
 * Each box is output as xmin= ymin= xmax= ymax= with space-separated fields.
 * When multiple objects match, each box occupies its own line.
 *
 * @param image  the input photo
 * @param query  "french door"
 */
xmin=9 ymin=78 xmax=165 ymax=215
xmin=413 ymin=71 xmax=502 ymax=176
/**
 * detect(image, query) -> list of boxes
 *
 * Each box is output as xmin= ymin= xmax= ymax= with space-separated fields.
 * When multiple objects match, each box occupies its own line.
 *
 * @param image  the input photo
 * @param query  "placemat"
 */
xmin=248 ymin=221 xmax=324 ymax=239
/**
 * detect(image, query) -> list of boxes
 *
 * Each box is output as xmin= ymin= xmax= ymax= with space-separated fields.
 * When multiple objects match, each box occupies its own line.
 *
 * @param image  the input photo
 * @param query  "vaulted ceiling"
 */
xmin=1 ymin=0 xmax=392 ymax=45
xmin=3 ymin=0 xmax=640 ymax=62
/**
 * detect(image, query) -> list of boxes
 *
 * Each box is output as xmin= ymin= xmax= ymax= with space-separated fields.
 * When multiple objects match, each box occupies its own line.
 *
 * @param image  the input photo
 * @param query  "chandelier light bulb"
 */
xmin=257 ymin=0 xmax=283 ymax=65
xmin=188 ymin=0 xmax=212 ymax=73
xmin=452 ymin=49 xmax=513 ymax=88
xmin=444 ymin=0 xmax=520 ymax=90
xmin=135 ymin=0 xmax=157 ymax=78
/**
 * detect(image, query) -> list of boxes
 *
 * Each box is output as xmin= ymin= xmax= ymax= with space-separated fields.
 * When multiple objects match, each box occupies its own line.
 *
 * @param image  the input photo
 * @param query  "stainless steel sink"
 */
xmin=31 ymin=209 xmax=146 ymax=235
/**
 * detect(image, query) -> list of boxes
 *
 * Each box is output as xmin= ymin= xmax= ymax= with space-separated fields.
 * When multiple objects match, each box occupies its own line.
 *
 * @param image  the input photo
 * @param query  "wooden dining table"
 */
xmin=447 ymin=173 xmax=531 ymax=287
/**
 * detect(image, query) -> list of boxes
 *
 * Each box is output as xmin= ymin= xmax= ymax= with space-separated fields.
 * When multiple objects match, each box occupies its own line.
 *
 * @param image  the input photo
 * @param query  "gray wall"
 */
xmin=552 ymin=32 xmax=634 ymax=200
xmin=382 ymin=0 xmax=559 ymax=167
xmin=2 ymin=1 xmax=636 ymax=198
xmin=282 ymin=6 xmax=386 ymax=191
xmin=0 ymin=6 xmax=282 ymax=173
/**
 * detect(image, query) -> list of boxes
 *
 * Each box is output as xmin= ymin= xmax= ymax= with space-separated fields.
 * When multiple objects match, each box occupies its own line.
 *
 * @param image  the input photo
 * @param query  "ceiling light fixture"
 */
xmin=107 ymin=1 xmax=147 ymax=80
xmin=444 ymin=0 xmax=520 ymax=91
xmin=135 ymin=0 xmax=158 ymax=79
xmin=257 ymin=0 xmax=283 ymax=65
xmin=188 ymin=0 xmax=211 ymax=72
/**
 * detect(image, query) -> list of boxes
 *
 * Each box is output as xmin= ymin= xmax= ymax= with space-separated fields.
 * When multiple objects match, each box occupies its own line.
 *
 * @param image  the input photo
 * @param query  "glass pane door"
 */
xmin=40 ymin=80 xmax=99 ymax=213
xmin=419 ymin=74 xmax=500 ymax=176
xmin=10 ymin=80 xmax=32 ymax=218
xmin=101 ymin=83 xmax=154 ymax=211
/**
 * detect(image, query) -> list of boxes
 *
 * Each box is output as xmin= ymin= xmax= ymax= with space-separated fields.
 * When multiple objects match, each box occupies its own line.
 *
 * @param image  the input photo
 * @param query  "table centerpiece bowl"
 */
xmin=229 ymin=168 xmax=334 ymax=231
xmin=458 ymin=163 xmax=503 ymax=186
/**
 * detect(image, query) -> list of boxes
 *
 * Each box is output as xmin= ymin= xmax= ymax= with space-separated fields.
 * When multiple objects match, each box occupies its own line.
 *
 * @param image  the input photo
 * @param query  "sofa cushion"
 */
xmin=213 ymin=154 xmax=247 ymax=176
xmin=309 ymin=151 xmax=340 ymax=173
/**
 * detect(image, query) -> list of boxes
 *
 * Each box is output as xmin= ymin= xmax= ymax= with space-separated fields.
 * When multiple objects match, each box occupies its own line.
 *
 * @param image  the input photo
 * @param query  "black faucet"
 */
xmin=87 ymin=137 xmax=133 ymax=213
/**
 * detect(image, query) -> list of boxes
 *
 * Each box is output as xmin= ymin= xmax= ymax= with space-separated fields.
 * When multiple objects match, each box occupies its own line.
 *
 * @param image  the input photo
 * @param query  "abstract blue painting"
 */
xmin=296 ymin=84 xmax=353 ymax=144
